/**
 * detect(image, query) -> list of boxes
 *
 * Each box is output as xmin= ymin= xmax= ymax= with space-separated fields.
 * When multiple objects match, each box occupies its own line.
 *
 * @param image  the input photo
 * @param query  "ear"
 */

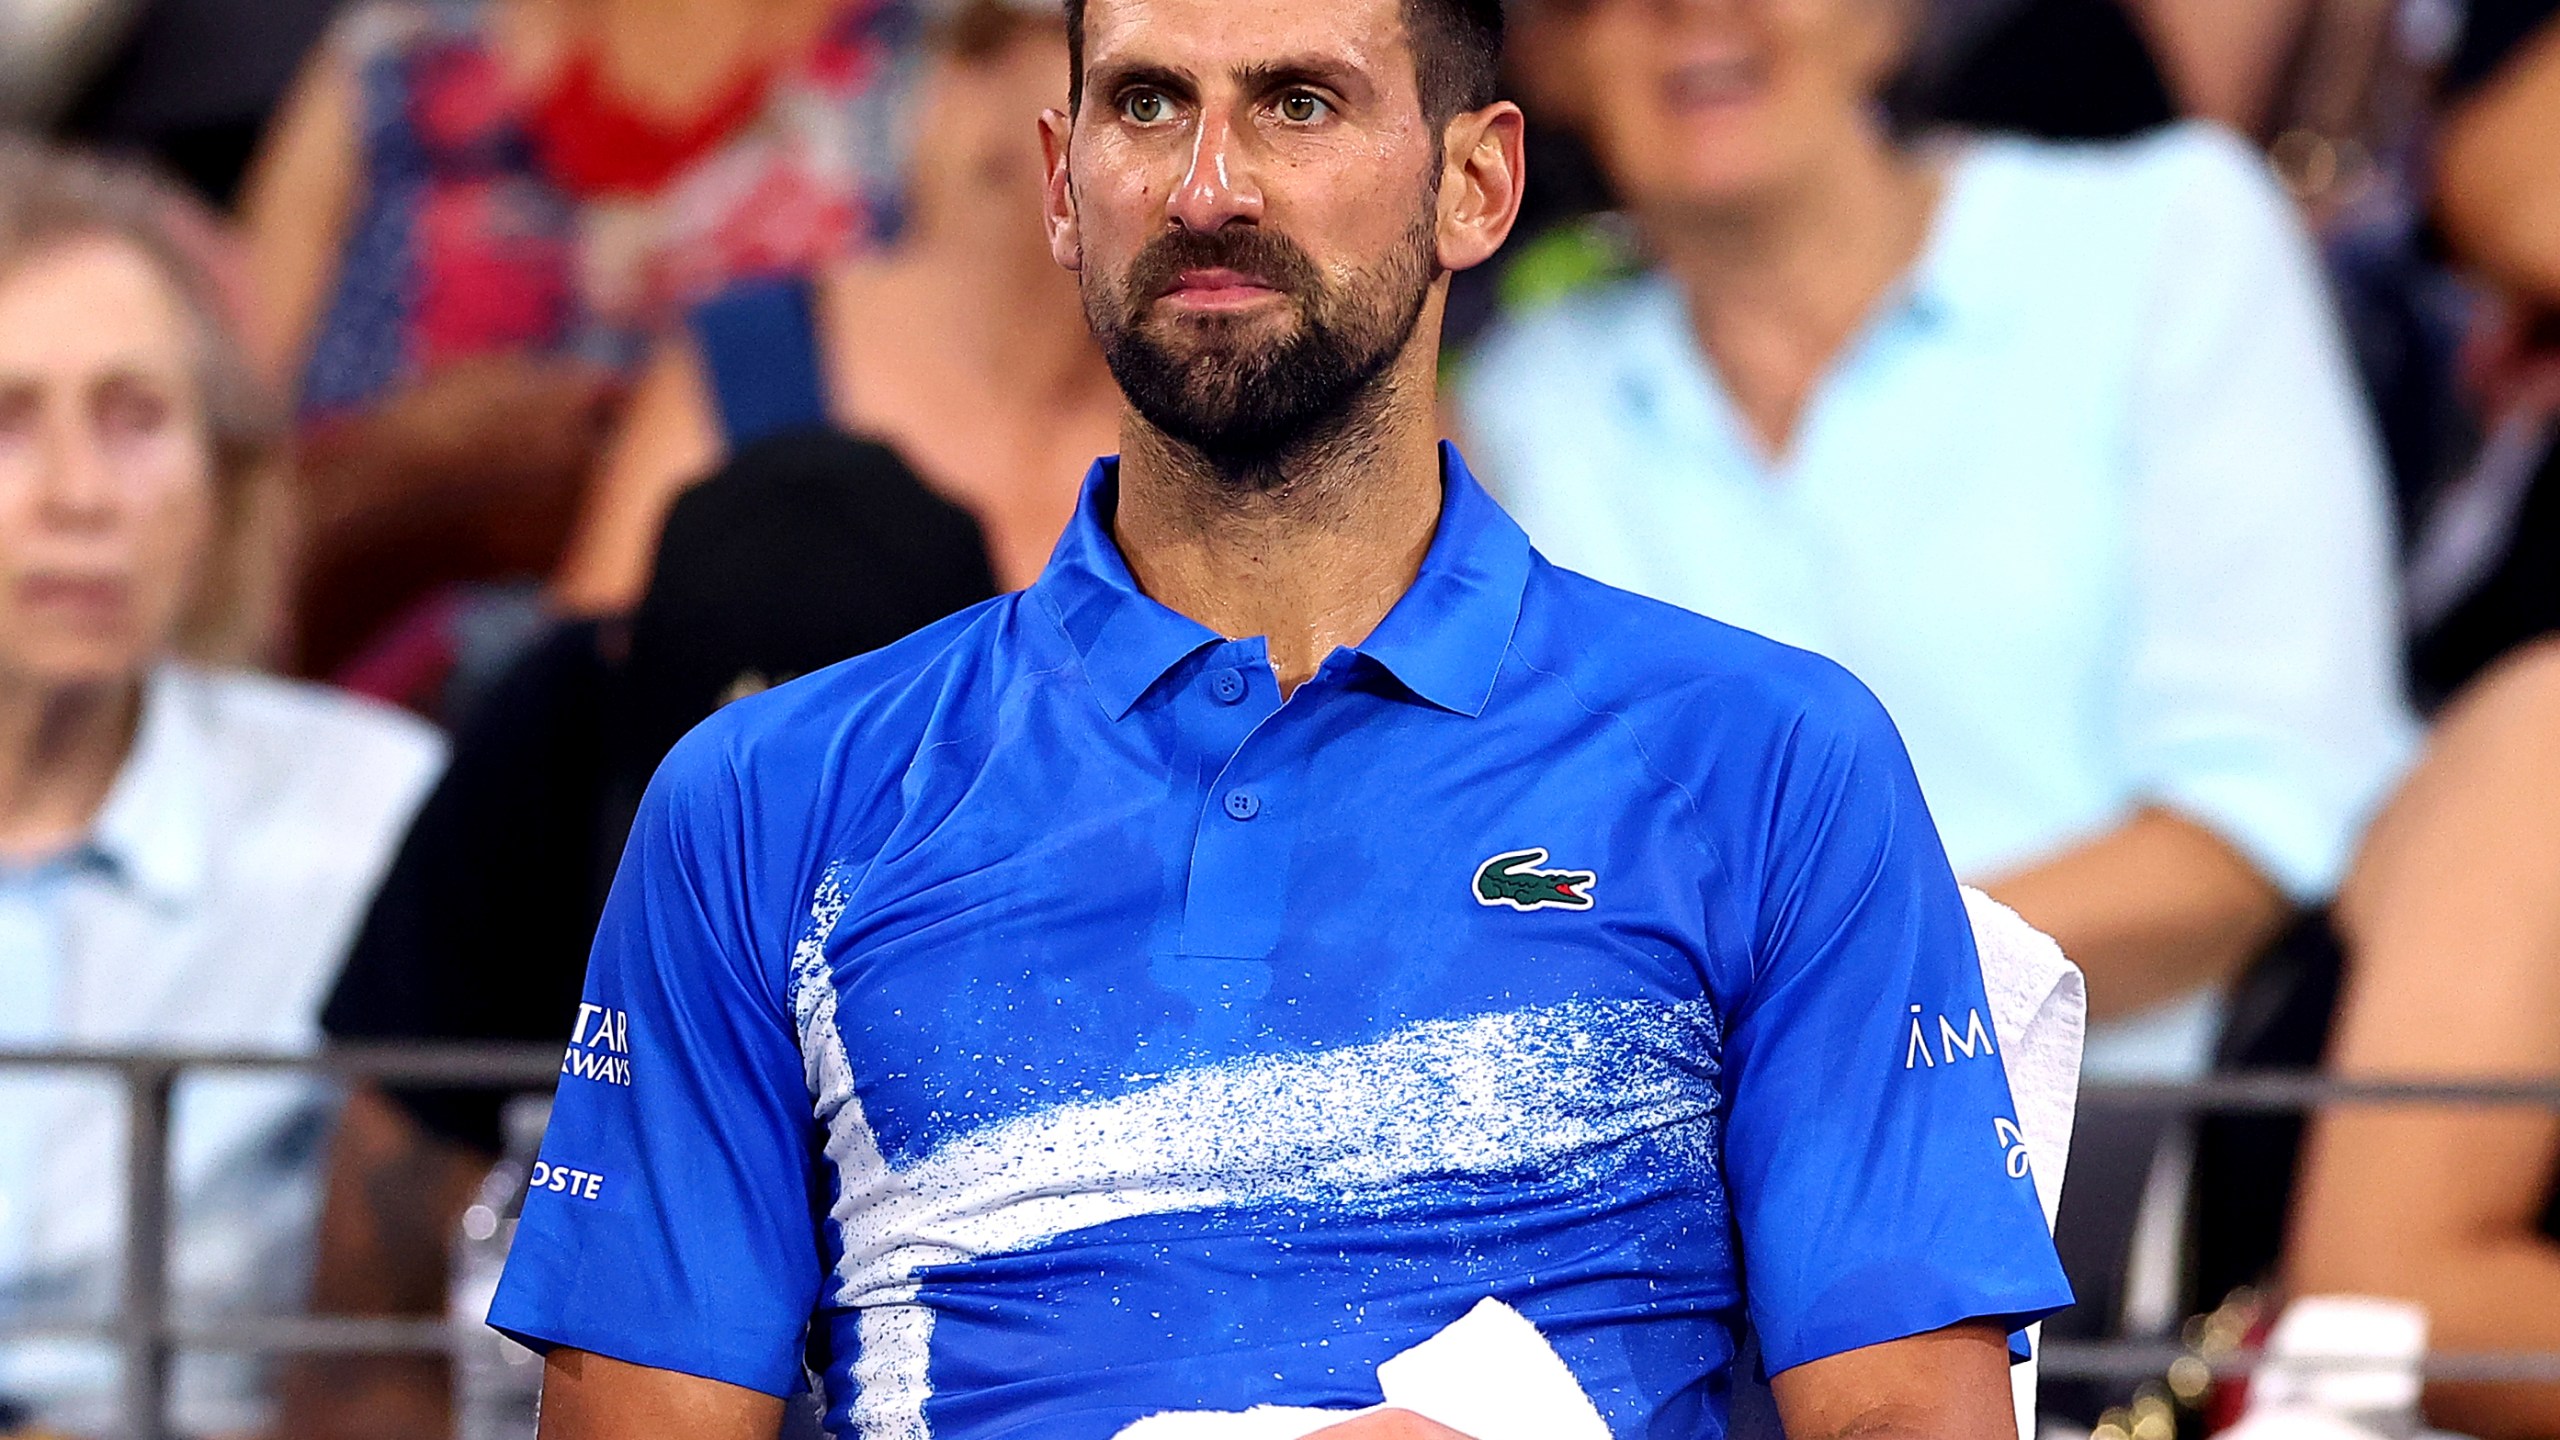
xmin=1435 ymin=101 xmax=1528 ymax=274
xmin=1040 ymin=107 xmax=1083 ymax=273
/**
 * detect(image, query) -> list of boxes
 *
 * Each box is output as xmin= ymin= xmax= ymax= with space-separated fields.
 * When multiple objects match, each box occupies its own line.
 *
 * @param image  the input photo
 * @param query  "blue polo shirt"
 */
xmin=490 ymin=445 xmax=2071 ymax=1439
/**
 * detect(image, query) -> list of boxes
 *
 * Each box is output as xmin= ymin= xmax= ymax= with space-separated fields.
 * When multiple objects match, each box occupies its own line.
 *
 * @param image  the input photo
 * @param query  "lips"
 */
xmin=1158 ymin=267 xmax=1285 ymax=312
xmin=1662 ymin=53 xmax=1765 ymax=111
xmin=17 ymin=574 xmax=130 ymax=624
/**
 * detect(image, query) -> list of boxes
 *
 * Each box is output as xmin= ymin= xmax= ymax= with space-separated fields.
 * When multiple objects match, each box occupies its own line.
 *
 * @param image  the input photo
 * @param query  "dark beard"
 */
xmin=1087 ymin=209 xmax=1439 ymax=490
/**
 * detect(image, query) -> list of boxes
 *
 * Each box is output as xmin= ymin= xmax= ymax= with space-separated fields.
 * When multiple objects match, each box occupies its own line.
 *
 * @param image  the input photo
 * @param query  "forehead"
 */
xmin=1081 ymin=0 xmax=1417 ymax=91
xmin=0 ymin=236 xmax=193 ymax=380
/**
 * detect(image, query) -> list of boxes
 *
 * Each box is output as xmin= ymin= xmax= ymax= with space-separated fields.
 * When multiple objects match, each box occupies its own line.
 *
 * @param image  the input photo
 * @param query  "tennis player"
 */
xmin=488 ymin=0 xmax=2075 ymax=1435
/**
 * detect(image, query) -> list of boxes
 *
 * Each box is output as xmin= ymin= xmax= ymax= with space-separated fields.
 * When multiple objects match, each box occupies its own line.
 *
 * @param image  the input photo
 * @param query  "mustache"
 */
xmin=1123 ymin=226 xmax=1325 ymax=306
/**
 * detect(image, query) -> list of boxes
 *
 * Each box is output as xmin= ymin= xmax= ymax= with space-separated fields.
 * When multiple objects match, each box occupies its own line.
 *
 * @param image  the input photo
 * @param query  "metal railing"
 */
xmin=0 ymin=1045 xmax=559 ymax=1440
xmin=9 ymin=1049 xmax=2560 ymax=1439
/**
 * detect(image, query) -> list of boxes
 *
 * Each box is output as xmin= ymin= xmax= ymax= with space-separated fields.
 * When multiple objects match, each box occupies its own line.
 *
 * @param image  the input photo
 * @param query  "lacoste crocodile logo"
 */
xmin=1474 ymin=849 xmax=1597 ymax=912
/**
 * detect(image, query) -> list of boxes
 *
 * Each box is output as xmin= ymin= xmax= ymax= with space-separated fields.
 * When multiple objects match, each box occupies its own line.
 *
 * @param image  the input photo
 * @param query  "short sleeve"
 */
xmin=487 ymin=726 xmax=822 ymax=1397
xmin=2122 ymin=126 xmax=2419 ymax=902
xmin=1722 ymin=671 xmax=2074 ymax=1376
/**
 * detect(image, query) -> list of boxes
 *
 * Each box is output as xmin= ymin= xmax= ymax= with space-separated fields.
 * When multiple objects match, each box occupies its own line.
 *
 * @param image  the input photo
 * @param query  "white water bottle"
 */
xmin=452 ymin=1096 xmax=553 ymax=1440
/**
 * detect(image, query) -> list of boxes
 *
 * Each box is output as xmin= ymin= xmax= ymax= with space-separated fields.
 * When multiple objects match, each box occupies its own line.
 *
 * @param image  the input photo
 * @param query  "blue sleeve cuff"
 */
xmin=487 ymin=1222 xmax=810 ymax=1399
xmin=1757 ymin=1271 xmax=2074 ymax=1378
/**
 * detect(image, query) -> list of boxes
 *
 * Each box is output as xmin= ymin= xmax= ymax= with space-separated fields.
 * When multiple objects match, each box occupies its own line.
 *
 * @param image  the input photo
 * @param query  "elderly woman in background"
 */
xmin=0 ymin=140 xmax=443 ymax=1437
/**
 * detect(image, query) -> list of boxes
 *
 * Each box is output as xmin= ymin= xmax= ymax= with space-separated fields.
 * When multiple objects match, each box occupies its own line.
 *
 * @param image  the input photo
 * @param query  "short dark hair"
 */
xmin=1064 ymin=0 xmax=1503 ymax=127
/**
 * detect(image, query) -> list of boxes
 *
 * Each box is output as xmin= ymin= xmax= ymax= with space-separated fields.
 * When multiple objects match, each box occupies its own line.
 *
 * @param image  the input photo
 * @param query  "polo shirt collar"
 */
xmin=1033 ymin=442 xmax=1531 ymax=720
xmin=1351 ymin=444 xmax=1530 ymax=716
xmin=86 ymin=665 xmax=214 ymax=906
xmin=1899 ymin=138 xmax=2004 ymax=329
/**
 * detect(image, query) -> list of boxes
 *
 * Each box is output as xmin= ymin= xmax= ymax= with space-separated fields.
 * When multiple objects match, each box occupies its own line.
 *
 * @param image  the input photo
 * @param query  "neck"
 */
xmin=580 ymin=0 xmax=806 ymax=107
xmin=901 ymin=185 xmax=1107 ymax=406
xmin=0 ymin=672 xmax=141 ymax=864
xmin=1112 ymin=313 xmax=1448 ymax=696
xmin=1644 ymin=121 xmax=1939 ymax=451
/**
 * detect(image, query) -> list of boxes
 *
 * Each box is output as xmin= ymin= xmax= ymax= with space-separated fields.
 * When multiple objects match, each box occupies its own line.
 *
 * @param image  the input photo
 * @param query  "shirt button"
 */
xmin=1210 ymin=669 xmax=1248 ymax=705
xmin=1222 ymin=789 xmax=1262 ymax=821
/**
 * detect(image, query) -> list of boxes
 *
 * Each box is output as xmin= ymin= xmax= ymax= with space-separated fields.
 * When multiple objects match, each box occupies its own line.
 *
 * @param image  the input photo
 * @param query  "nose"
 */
xmin=37 ymin=410 xmax=122 ymax=531
xmin=1166 ymin=105 xmax=1264 ymax=234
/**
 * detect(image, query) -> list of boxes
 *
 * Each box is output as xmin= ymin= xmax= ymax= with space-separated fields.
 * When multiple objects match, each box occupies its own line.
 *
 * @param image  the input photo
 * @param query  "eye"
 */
xmin=1119 ymin=88 xmax=1173 ymax=125
xmin=1276 ymin=90 xmax=1331 ymax=124
xmin=94 ymin=376 xmax=175 ymax=441
xmin=0 ymin=385 xmax=37 ymax=443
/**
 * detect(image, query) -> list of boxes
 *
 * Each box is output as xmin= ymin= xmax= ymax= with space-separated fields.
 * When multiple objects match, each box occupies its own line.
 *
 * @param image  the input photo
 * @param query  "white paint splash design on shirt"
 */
xmin=788 ymin=869 xmax=1722 ymax=1440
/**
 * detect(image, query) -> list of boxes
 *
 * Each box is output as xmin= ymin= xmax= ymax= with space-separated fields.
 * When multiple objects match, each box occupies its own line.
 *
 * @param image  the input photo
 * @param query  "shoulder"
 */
xmin=1464 ymin=272 xmax=1670 ymax=395
xmin=650 ymin=592 xmax=1033 ymax=822
xmin=1956 ymin=121 xmax=2274 ymax=209
xmin=1949 ymin=123 xmax=2296 ymax=273
xmin=1457 ymin=273 xmax=1683 ymax=478
xmin=185 ymin=666 xmax=446 ymax=791
xmin=1510 ymin=559 xmax=1902 ymax=769
xmin=168 ymin=667 xmax=446 ymax=874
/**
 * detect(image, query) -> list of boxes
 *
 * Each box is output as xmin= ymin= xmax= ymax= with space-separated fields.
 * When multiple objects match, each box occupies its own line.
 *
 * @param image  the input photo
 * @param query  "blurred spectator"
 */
xmin=2289 ymin=638 xmax=2560 ymax=1440
xmin=1462 ymin=0 xmax=2178 ymax=356
xmin=2289 ymin=25 xmax=2560 ymax=1425
xmin=0 ymin=138 xmax=442 ymax=1436
xmin=1461 ymin=0 xmax=2413 ymax=1074
xmin=2404 ymin=0 xmax=2560 ymax=705
xmin=293 ymin=432 xmax=991 ymax=1440
xmin=1456 ymin=0 xmax=2418 ymax=1367
xmin=552 ymin=0 xmax=1109 ymax=610
xmin=234 ymin=0 xmax=918 ymax=680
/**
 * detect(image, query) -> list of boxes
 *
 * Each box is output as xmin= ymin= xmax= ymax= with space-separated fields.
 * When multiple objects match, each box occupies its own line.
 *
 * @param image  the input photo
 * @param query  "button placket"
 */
xmin=1180 ymin=682 xmax=1323 ymax=959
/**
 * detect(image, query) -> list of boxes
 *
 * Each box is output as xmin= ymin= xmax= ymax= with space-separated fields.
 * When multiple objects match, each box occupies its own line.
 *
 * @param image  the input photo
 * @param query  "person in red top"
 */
xmin=237 ymin=0 xmax=917 ymax=682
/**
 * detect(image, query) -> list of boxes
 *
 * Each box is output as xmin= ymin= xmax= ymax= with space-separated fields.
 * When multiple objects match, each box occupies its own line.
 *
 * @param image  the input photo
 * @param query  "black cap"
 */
xmin=625 ymin=429 xmax=1001 ymax=769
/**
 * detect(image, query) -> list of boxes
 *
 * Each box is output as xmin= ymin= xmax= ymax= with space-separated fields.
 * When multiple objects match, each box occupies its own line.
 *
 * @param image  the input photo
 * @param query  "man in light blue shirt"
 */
xmin=1460 ymin=0 xmax=2416 ymax=1083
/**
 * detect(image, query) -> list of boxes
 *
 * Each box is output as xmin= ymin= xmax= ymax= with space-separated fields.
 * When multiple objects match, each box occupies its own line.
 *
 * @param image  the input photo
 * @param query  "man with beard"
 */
xmin=486 ymin=0 xmax=2074 ymax=1436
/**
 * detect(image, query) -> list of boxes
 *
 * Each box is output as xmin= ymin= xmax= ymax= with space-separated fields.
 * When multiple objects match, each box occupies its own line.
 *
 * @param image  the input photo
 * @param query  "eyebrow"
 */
xmin=1232 ymin=56 xmax=1369 ymax=99
xmin=1084 ymin=52 xmax=1375 ymax=106
xmin=1086 ymin=59 xmax=1198 ymax=102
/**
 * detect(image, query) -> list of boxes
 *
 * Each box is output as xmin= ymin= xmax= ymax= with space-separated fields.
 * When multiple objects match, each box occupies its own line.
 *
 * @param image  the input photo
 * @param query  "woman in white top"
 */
xmin=0 ymin=140 xmax=444 ymax=1436
xmin=1461 ymin=0 xmax=2417 ymax=1084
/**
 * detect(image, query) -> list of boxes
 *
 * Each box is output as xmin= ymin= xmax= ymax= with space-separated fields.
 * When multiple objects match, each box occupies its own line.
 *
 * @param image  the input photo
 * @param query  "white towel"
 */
xmin=1961 ymin=886 xmax=2087 ymax=1440
xmin=1114 ymin=1298 xmax=1609 ymax=1440
xmin=1962 ymin=886 xmax=2086 ymax=1233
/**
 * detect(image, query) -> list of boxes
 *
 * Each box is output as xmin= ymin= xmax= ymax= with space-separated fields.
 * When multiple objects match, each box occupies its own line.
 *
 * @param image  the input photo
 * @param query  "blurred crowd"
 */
xmin=2 ymin=0 xmax=2560 ymax=1436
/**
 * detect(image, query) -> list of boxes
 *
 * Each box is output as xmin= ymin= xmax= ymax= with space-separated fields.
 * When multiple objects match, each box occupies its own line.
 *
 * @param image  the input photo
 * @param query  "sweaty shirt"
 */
xmin=489 ymin=446 xmax=2073 ymax=1439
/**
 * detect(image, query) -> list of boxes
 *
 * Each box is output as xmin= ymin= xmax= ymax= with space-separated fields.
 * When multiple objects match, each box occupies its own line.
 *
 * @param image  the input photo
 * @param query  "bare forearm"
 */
xmin=536 ymin=1350 xmax=786 ymax=1440
xmin=1982 ymin=808 xmax=2289 ymax=1022
xmin=1771 ymin=1324 xmax=2015 ymax=1440
xmin=278 ymin=1086 xmax=491 ymax=1440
